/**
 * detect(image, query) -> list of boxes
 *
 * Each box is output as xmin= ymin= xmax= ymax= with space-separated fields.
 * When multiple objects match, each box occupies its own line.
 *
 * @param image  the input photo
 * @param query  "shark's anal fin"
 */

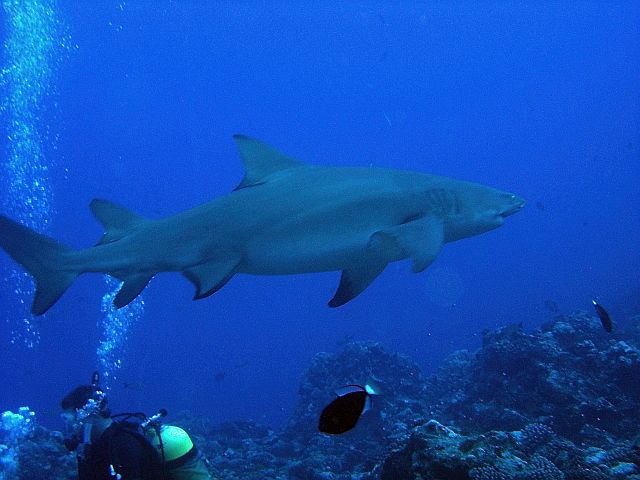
xmin=232 ymin=135 xmax=304 ymax=190
xmin=182 ymin=258 xmax=240 ymax=300
xmin=113 ymin=274 xmax=153 ymax=308
xmin=369 ymin=216 xmax=444 ymax=273
xmin=328 ymin=261 xmax=387 ymax=308
xmin=90 ymin=199 xmax=146 ymax=245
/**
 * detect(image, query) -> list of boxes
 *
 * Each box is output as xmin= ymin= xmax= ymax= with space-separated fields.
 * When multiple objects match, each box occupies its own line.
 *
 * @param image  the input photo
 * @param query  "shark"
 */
xmin=0 ymin=135 xmax=525 ymax=315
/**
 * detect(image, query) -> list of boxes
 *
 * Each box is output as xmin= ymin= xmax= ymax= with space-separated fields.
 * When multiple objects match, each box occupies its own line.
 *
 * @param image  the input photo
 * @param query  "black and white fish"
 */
xmin=592 ymin=299 xmax=613 ymax=333
xmin=319 ymin=383 xmax=379 ymax=434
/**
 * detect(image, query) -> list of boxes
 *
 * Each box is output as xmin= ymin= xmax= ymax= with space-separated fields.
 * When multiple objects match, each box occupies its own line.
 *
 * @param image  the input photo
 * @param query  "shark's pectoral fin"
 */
xmin=328 ymin=217 xmax=443 ymax=308
xmin=90 ymin=199 xmax=147 ymax=245
xmin=114 ymin=274 xmax=153 ymax=308
xmin=183 ymin=258 xmax=240 ymax=300
xmin=369 ymin=216 xmax=444 ymax=273
xmin=232 ymin=135 xmax=305 ymax=190
xmin=328 ymin=261 xmax=387 ymax=308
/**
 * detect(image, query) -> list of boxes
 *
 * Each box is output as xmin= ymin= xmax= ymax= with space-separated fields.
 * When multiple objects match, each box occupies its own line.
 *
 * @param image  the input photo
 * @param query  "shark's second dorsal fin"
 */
xmin=233 ymin=134 xmax=304 ymax=190
xmin=90 ymin=199 xmax=145 ymax=245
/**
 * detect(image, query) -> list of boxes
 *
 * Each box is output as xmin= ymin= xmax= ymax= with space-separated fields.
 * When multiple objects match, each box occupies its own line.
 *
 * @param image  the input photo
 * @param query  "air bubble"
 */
xmin=97 ymin=276 xmax=145 ymax=390
xmin=1 ymin=0 xmax=68 ymax=347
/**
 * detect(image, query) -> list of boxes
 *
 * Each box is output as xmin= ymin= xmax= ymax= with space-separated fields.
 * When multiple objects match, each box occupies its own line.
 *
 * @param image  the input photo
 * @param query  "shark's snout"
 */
xmin=501 ymin=194 xmax=525 ymax=217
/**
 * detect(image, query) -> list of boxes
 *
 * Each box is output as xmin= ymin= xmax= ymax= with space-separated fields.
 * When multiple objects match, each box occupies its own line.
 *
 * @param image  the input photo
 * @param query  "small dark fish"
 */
xmin=544 ymin=299 xmax=559 ymax=314
xmin=233 ymin=360 xmax=249 ymax=369
xmin=214 ymin=371 xmax=225 ymax=383
xmin=123 ymin=382 xmax=145 ymax=391
xmin=319 ymin=384 xmax=373 ymax=435
xmin=592 ymin=299 xmax=613 ymax=333
xmin=336 ymin=334 xmax=355 ymax=347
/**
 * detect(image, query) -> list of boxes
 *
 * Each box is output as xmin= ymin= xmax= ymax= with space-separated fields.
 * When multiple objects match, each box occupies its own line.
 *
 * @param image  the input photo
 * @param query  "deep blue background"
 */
xmin=1 ymin=2 xmax=639 ymax=430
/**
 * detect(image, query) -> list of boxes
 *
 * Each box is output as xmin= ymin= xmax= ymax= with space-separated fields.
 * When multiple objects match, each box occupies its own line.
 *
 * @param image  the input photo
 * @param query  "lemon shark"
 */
xmin=0 ymin=135 xmax=524 ymax=315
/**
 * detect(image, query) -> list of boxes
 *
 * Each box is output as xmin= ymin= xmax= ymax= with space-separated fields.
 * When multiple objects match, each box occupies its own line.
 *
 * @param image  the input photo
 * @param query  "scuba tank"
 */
xmin=143 ymin=411 xmax=197 ymax=468
xmin=110 ymin=408 xmax=198 ymax=474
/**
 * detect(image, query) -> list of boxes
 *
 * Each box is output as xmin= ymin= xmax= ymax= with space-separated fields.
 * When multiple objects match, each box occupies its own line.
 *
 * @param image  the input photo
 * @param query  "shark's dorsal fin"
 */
xmin=90 ymin=199 xmax=145 ymax=245
xmin=233 ymin=134 xmax=304 ymax=190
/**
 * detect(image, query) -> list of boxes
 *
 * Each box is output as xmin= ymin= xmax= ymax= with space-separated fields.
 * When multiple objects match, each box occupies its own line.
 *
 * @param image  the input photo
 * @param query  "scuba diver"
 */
xmin=61 ymin=372 xmax=211 ymax=480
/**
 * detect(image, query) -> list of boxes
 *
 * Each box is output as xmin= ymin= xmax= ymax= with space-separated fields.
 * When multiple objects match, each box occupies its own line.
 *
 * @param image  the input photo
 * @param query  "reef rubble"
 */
xmin=2 ymin=311 xmax=639 ymax=479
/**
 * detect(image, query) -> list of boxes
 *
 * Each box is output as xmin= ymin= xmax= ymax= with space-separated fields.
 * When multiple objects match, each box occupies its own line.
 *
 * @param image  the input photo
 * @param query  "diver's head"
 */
xmin=60 ymin=372 xmax=110 ymax=449
xmin=61 ymin=371 xmax=110 ymax=417
xmin=61 ymin=385 xmax=104 ymax=410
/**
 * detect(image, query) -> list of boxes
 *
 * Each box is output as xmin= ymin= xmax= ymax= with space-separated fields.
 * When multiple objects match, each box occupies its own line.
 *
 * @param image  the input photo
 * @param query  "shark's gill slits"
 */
xmin=423 ymin=188 xmax=458 ymax=216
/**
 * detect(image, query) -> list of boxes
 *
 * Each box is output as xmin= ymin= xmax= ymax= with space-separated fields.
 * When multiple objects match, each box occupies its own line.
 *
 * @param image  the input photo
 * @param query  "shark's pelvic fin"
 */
xmin=90 ymin=199 xmax=146 ymax=245
xmin=369 ymin=216 xmax=444 ymax=273
xmin=233 ymin=135 xmax=304 ymax=190
xmin=328 ymin=260 xmax=387 ymax=308
xmin=113 ymin=274 xmax=153 ymax=308
xmin=182 ymin=258 xmax=240 ymax=300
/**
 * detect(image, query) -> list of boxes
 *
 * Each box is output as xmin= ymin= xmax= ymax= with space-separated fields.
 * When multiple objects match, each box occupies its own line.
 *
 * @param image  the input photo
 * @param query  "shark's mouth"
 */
xmin=501 ymin=196 xmax=526 ymax=217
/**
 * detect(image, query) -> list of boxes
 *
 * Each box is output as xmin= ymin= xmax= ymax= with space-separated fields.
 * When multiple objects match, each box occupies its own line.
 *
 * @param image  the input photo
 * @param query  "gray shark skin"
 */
xmin=0 ymin=135 xmax=524 ymax=315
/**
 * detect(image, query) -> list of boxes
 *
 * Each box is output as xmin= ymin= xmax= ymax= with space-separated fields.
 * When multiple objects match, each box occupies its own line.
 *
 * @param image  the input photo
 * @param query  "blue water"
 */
xmin=1 ymin=2 xmax=639 ymax=432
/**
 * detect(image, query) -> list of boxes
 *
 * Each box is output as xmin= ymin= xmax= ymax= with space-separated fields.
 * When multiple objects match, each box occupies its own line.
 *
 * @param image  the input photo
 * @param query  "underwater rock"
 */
xmin=0 ymin=407 xmax=75 ymax=480
xmin=16 ymin=425 xmax=75 ymax=480
xmin=1 ymin=408 xmax=34 ymax=478
xmin=380 ymin=420 xmax=571 ymax=480
xmin=424 ymin=312 xmax=640 ymax=441
xmin=379 ymin=418 xmax=640 ymax=480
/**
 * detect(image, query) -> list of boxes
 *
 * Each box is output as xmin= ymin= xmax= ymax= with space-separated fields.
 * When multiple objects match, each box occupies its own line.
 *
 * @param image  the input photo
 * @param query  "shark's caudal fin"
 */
xmin=0 ymin=215 xmax=78 ymax=315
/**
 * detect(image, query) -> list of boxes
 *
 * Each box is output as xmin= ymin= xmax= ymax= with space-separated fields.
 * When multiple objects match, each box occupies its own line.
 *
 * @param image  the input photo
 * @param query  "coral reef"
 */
xmin=380 ymin=419 xmax=639 ymax=479
xmin=0 ymin=407 xmax=74 ymax=480
xmin=4 ymin=311 xmax=640 ymax=479
xmin=14 ymin=425 xmax=75 ymax=480
xmin=423 ymin=312 xmax=640 ymax=441
xmin=0 ymin=408 xmax=33 ymax=480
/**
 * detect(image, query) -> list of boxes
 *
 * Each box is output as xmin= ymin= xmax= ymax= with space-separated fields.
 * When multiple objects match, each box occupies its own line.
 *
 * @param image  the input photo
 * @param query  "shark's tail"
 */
xmin=0 ymin=215 xmax=78 ymax=315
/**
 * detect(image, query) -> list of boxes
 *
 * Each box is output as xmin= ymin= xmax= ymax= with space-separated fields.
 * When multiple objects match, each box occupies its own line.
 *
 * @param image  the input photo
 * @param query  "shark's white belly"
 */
xmin=239 ymin=211 xmax=407 ymax=275
xmin=241 ymin=232 xmax=371 ymax=274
